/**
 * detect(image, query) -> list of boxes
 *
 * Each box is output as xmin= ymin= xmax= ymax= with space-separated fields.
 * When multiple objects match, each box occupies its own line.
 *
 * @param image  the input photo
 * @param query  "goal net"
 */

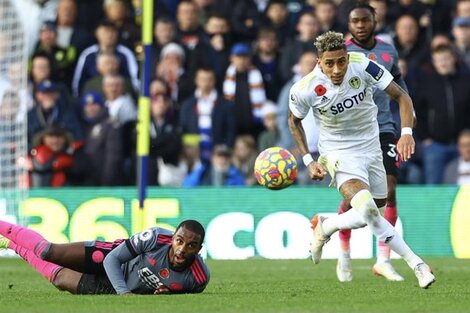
xmin=0 ymin=0 xmax=28 ymax=226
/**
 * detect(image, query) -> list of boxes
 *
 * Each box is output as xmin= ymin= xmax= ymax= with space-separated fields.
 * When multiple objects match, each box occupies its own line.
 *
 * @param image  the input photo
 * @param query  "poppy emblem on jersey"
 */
xmin=170 ymin=283 xmax=183 ymax=291
xmin=368 ymin=53 xmax=377 ymax=61
xmin=159 ymin=268 xmax=170 ymax=279
xmin=348 ymin=76 xmax=361 ymax=89
xmin=315 ymin=84 xmax=326 ymax=96
xmin=381 ymin=52 xmax=391 ymax=63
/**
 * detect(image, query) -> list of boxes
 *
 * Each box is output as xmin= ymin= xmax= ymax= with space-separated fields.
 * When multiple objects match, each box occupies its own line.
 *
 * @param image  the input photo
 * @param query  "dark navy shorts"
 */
xmin=77 ymin=273 xmax=116 ymax=294
xmin=83 ymin=239 xmax=125 ymax=274
xmin=380 ymin=132 xmax=399 ymax=177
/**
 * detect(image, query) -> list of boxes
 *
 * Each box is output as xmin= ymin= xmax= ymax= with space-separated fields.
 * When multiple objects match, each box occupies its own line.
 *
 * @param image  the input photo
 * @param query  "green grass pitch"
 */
xmin=0 ymin=257 xmax=469 ymax=313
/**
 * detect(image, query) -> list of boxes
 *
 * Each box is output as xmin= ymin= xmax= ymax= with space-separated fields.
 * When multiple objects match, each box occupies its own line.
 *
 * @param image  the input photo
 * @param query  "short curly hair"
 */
xmin=314 ymin=31 xmax=346 ymax=56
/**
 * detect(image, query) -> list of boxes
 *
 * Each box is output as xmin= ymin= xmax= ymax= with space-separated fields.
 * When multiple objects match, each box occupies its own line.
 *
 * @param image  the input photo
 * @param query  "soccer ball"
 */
xmin=254 ymin=147 xmax=298 ymax=190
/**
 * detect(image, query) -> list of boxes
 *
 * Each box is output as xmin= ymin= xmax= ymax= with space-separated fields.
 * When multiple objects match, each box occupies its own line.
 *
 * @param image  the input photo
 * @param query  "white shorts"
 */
xmin=318 ymin=151 xmax=388 ymax=199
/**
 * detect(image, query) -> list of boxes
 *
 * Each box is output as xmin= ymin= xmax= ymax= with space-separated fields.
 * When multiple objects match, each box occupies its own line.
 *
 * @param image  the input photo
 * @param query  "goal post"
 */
xmin=0 ymin=0 xmax=29 ymax=226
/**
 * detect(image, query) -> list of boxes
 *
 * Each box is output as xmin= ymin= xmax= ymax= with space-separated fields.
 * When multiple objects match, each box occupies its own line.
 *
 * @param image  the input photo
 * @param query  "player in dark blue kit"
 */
xmin=335 ymin=2 xmax=412 ymax=283
xmin=0 ymin=219 xmax=209 ymax=294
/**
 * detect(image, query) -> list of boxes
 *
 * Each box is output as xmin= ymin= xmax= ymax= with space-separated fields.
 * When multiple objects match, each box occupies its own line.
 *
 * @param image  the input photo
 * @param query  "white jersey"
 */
xmin=289 ymin=52 xmax=393 ymax=155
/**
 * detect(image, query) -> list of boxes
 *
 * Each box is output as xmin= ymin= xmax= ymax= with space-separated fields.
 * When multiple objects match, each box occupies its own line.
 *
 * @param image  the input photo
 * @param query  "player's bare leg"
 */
xmin=372 ymin=174 xmax=404 ymax=281
xmin=51 ymin=268 xmax=84 ymax=294
xmin=44 ymin=242 xmax=87 ymax=273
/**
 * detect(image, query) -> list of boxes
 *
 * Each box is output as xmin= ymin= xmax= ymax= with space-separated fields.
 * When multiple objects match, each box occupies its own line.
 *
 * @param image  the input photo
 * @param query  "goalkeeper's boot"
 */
xmin=372 ymin=261 xmax=404 ymax=281
xmin=0 ymin=236 xmax=10 ymax=250
xmin=414 ymin=263 xmax=436 ymax=289
xmin=336 ymin=256 xmax=353 ymax=282
xmin=309 ymin=215 xmax=330 ymax=264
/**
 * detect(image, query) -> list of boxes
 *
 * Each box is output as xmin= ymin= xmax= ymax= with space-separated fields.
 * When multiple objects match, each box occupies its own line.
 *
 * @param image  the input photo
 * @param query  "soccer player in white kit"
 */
xmin=288 ymin=31 xmax=435 ymax=288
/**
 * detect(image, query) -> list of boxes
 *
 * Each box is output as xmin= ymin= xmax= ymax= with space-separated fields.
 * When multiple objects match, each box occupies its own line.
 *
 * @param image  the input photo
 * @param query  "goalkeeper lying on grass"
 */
xmin=0 ymin=219 xmax=209 ymax=294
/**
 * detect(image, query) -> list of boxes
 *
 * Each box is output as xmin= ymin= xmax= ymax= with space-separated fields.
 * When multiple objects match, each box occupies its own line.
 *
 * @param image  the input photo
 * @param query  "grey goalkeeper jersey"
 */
xmin=103 ymin=227 xmax=210 ymax=294
xmin=346 ymin=37 xmax=408 ymax=136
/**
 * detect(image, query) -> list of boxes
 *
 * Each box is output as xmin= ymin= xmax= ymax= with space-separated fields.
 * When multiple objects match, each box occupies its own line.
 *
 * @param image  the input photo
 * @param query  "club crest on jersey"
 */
xmin=368 ymin=53 xmax=377 ymax=61
xmin=348 ymin=76 xmax=361 ymax=89
xmin=318 ymin=108 xmax=327 ymax=115
xmin=290 ymin=93 xmax=296 ymax=103
xmin=314 ymin=84 xmax=326 ymax=96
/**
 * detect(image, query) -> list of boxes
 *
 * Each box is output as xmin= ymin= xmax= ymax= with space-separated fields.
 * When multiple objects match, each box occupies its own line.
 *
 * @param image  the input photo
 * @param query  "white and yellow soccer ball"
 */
xmin=254 ymin=147 xmax=298 ymax=190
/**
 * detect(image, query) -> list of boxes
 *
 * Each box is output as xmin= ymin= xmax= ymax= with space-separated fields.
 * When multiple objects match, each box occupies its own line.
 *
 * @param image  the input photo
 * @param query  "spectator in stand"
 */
xmin=27 ymin=80 xmax=83 ymax=150
xmin=102 ymin=73 xmax=137 ymax=126
xmin=393 ymin=14 xmax=428 ymax=74
xmin=75 ymin=0 xmax=106 ymax=33
xmin=456 ymin=0 xmax=470 ymax=18
xmin=252 ymin=27 xmax=283 ymax=102
xmin=24 ymin=126 xmax=89 ymax=187
xmin=388 ymin=0 xmax=428 ymax=29
xmin=152 ymin=17 xmax=178 ymax=62
xmin=452 ymin=16 xmax=470 ymax=67
xmin=180 ymin=67 xmax=236 ymax=163
xmin=175 ymin=0 xmax=218 ymax=79
xmin=82 ymin=52 xmax=136 ymax=100
xmin=103 ymin=0 xmax=140 ymax=51
xmin=147 ymin=90 xmax=183 ymax=186
xmin=72 ymin=20 xmax=139 ymax=96
xmin=204 ymin=13 xmax=233 ymax=83
xmin=232 ymin=134 xmax=258 ymax=186
xmin=55 ymin=0 xmax=94 ymax=56
xmin=183 ymin=144 xmax=245 ymax=187
xmin=80 ymin=91 xmax=124 ymax=186
xmin=150 ymin=76 xmax=170 ymax=99
xmin=229 ymin=0 xmax=262 ymax=43
xmin=369 ymin=0 xmax=394 ymax=44
xmin=257 ymin=101 xmax=279 ymax=152
xmin=32 ymin=21 xmax=77 ymax=88
xmin=314 ymin=0 xmax=345 ymax=33
xmin=156 ymin=42 xmax=194 ymax=104
xmin=181 ymin=134 xmax=203 ymax=176
xmin=279 ymin=12 xmax=320 ymax=82
xmin=414 ymin=44 xmax=470 ymax=184
xmin=262 ymin=0 xmax=291 ymax=47
xmin=420 ymin=0 xmax=453 ymax=36
xmin=28 ymin=52 xmax=73 ymax=110
xmin=193 ymin=0 xmax=217 ymax=26
xmin=444 ymin=129 xmax=470 ymax=185
xmin=223 ymin=43 xmax=267 ymax=140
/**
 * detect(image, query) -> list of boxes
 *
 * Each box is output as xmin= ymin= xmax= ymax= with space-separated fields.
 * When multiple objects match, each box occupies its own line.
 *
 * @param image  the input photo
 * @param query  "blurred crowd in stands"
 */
xmin=2 ymin=0 xmax=470 ymax=187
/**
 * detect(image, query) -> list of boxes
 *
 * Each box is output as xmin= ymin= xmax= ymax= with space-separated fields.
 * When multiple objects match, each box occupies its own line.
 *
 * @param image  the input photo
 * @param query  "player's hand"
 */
xmin=308 ymin=162 xmax=327 ymax=181
xmin=397 ymin=134 xmax=415 ymax=162
xmin=154 ymin=285 xmax=171 ymax=294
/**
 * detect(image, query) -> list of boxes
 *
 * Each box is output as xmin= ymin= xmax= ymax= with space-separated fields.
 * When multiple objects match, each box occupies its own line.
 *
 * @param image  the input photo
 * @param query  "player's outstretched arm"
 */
xmin=384 ymin=81 xmax=415 ymax=161
xmin=288 ymin=110 xmax=310 ymax=157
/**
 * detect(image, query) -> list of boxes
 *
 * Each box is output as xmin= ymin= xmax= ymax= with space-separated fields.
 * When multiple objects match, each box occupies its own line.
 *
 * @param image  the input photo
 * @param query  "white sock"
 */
xmin=351 ymin=190 xmax=423 ymax=270
xmin=322 ymin=208 xmax=366 ymax=236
